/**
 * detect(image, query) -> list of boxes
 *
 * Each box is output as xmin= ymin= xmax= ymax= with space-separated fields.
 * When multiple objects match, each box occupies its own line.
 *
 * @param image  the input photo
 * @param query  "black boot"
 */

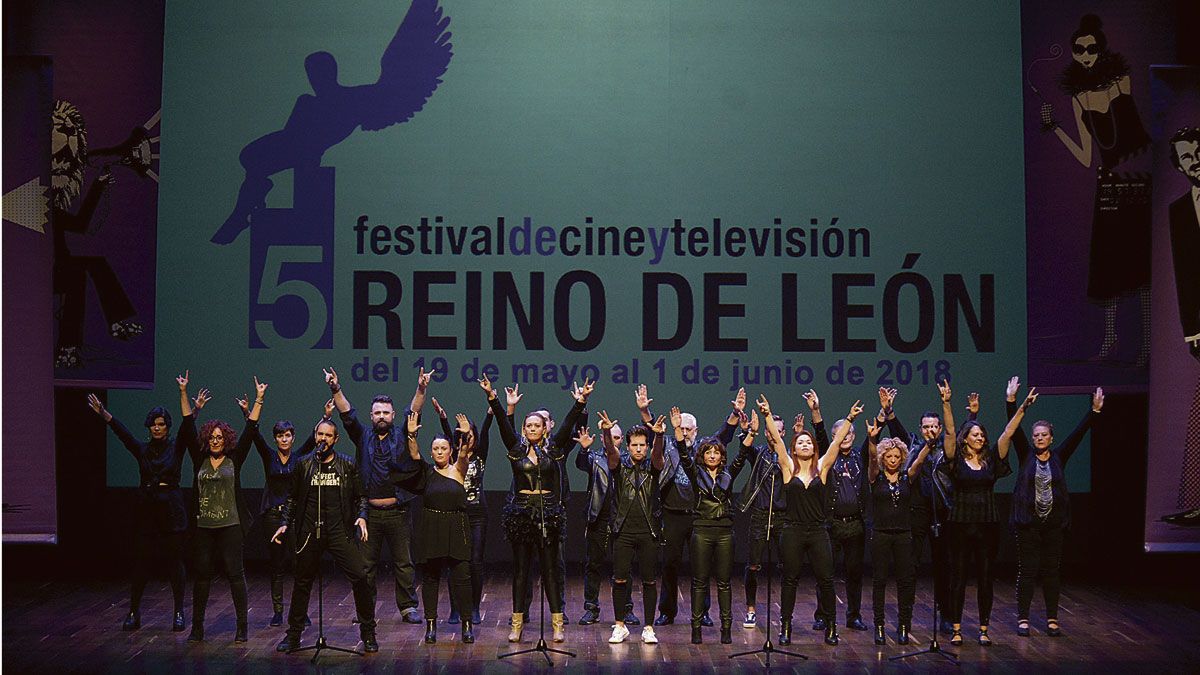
xmin=691 ymin=620 xmax=703 ymax=644
xmin=235 ymin=621 xmax=248 ymax=643
xmin=462 ymin=620 xmax=475 ymax=644
xmin=720 ymin=617 xmax=732 ymax=644
xmin=187 ymin=625 xmax=204 ymax=642
xmin=897 ymin=624 xmax=910 ymax=644
xmin=276 ymin=632 xmax=301 ymax=652
xmin=824 ymin=623 xmax=839 ymax=646
xmin=172 ymin=611 xmax=186 ymax=632
xmin=270 ymin=610 xmax=284 ymax=627
xmin=779 ymin=618 xmax=792 ymax=645
xmin=122 ymin=611 xmax=141 ymax=631
xmin=425 ymin=618 xmax=437 ymax=644
xmin=874 ymin=624 xmax=886 ymax=645
xmin=362 ymin=631 xmax=379 ymax=653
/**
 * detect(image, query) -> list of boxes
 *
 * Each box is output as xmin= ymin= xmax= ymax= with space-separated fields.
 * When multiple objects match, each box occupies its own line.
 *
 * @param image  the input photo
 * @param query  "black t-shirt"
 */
xmin=871 ymin=473 xmax=912 ymax=531
xmin=305 ymin=461 xmax=345 ymax=530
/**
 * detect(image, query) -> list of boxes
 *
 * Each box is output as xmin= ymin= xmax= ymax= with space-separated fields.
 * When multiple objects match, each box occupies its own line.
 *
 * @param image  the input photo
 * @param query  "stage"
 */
xmin=5 ymin=570 xmax=1198 ymax=673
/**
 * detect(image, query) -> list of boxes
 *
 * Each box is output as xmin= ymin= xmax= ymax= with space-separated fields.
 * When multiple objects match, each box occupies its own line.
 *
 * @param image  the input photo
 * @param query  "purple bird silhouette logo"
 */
xmin=212 ymin=0 xmax=452 ymax=244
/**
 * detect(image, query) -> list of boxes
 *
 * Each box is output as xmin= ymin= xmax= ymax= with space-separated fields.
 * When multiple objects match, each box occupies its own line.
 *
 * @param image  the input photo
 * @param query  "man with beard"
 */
xmin=50 ymin=100 xmax=142 ymax=369
xmin=325 ymin=366 xmax=425 ymax=624
xmin=272 ymin=418 xmax=377 ymax=653
xmin=1163 ymin=127 xmax=1200 ymax=527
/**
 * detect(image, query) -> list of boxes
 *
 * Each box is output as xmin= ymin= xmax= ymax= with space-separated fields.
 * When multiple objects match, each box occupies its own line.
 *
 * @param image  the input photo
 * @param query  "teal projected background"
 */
xmin=106 ymin=0 xmax=1061 ymax=492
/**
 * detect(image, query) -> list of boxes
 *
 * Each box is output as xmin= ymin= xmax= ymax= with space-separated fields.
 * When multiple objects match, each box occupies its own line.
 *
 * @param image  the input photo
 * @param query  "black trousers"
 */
xmin=512 ymin=537 xmax=565 ymax=614
xmin=448 ymin=507 xmax=487 ymax=615
xmin=1015 ymin=521 xmax=1065 ymax=621
xmin=690 ymin=525 xmax=733 ymax=625
xmin=582 ymin=515 xmax=611 ymax=611
xmin=262 ymin=508 xmax=296 ymax=614
xmin=288 ymin=523 xmax=376 ymax=636
xmin=611 ymin=530 xmax=658 ymax=622
xmin=947 ymin=521 xmax=1001 ymax=626
xmin=779 ymin=525 xmax=835 ymax=623
xmin=192 ymin=525 xmax=248 ymax=627
xmin=659 ymin=508 xmax=710 ymax=619
xmin=872 ymin=529 xmax=916 ymax=626
xmin=519 ymin=523 xmax=568 ymax=615
xmin=422 ymin=556 xmax=472 ymax=620
xmin=822 ymin=517 xmax=865 ymax=622
xmin=130 ymin=529 xmax=186 ymax=614
xmin=911 ymin=502 xmax=951 ymax=619
xmin=744 ymin=508 xmax=784 ymax=607
xmin=363 ymin=504 xmax=418 ymax=614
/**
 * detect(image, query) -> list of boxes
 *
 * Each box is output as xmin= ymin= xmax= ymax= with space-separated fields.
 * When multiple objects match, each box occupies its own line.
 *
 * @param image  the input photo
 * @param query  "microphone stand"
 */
xmin=289 ymin=451 xmax=361 ymax=664
xmin=891 ymin=447 xmax=956 ymax=665
xmin=731 ymin=455 xmax=807 ymax=665
xmin=500 ymin=443 xmax=576 ymax=666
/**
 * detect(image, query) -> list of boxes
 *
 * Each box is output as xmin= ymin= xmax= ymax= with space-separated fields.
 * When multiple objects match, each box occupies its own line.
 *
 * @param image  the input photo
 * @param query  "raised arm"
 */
xmin=648 ymin=414 xmax=667 ymax=472
xmin=757 ymin=394 xmax=792 ymax=484
xmin=998 ymin=388 xmax=1038 ymax=460
xmin=430 ymin=397 xmax=454 ymax=439
xmin=729 ymin=411 xmax=759 ymax=480
xmin=574 ymin=426 xmax=596 ymax=471
xmin=405 ymin=410 xmax=422 ymax=461
xmin=453 ymin=413 xmax=473 ymax=476
xmin=476 ymin=407 xmax=493 ymax=462
xmin=1060 ymin=387 xmax=1103 ymax=466
xmin=552 ymin=379 xmax=592 ymax=457
xmin=938 ymin=380 xmax=957 ymax=459
xmin=907 ymin=438 xmax=933 ymax=479
xmin=178 ymin=370 xmax=193 ymax=418
xmin=598 ymin=410 xmax=621 ymax=471
xmin=1004 ymin=376 xmax=1030 ymax=463
xmin=804 ymin=390 xmax=830 ymax=450
xmin=866 ymin=417 xmax=882 ymax=484
xmin=324 ymin=367 xmax=351 ymax=414
xmin=409 ymin=367 xmax=434 ymax=415
xmin=819 ymin=401 xmax=863 ymax=483
xmin=482 ymin=374 xmax=520 ymax=455
xmin=635 ymin=383 xmax=654 ymax=424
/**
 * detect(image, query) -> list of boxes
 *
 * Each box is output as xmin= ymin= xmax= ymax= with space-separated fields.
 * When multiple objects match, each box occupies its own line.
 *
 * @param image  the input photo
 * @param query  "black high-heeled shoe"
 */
xmin=235 ymin=622 xmax=248 ymax=643
xmin=122 ymin=611 xmax=141 ymax=631
xmin=461 ymin=620 xmax=475 ymax=644
xmin=425 ymin=618 xmax=437 ymax=644
xmin=874 ymin=625 xmax=886 ymax=645
xmin=779 ymin=618 xmax=792 ymax=645
xmin=172 ymin=611 xmax=186 ymax=632
xmin=949 ymin=628 xmax=963 ymax=646
xmin=978 ymin=626 xmax=991 ymax=646
xmin=720 ymin=618 xmax=732 ymax=645
xmin=691 ymin=622 xmax=703 ymax=645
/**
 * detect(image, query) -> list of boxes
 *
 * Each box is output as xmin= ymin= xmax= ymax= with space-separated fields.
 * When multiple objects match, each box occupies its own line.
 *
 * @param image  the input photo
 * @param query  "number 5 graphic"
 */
xmin=252 ymin=245 xmax=331 ymax=349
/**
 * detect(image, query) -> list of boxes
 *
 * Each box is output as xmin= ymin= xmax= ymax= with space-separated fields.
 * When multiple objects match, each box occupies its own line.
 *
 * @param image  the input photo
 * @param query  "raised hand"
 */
xmin=505 ymin=384 xmax=523 ymax=408
xmin=1092 ymin=386 xmax=1104 ymax=413
xmin=966 ymin=392 xmax=979 ymax=414
xmin=324 ymin=398 xmax=335 ymax=419
xmin=635 ymin=383 xmax=653 ymax=410
xmin=431 ymin=397 xmax=447 ymax=419
xmin=478 ymin=373 xmax=495 ymax=398
xmin=597 ymin=410 xmax=616 ymax=431
xmin=86 ymin=393 xmax=112 ymax=422
xmin=406 ymin=410 xmax=420 ymax=435
xmin=878 ymin=386 xmax=891 ymax=410
xmin=670 ymin=406 xmax=683 ymax=429
xmin=749 ymin=410 xmax=761 ymax=433
xmin=575 ymin=427 xmax=595 ymax=449
xmin=847 ymin=400 xmax=865 ymax=421
xmin=937 ymin=380 xmax=952 ymax=403
xmin=803 ymin=389 xmax=820 ymax=412
xmin=254 ymin=376 xmax=268 ymax=399
xmin=1006 ymin=376 xmax=1020 ymax=402
xmin=866 ymin=417 xmax=880 ymax=439
xmin=455 ymin=413 xmax=471 ymax=434
xmin=1019 ymin=387 xmax=1039 ymax=412
xmin=793 ymin=413 xmax=805 ymax=435
xmin=416 ymin=366 xmax=434 ymax=391
xmin=193 ymin=388 xmax=211 ymax=411
xmin=756 ymin=394 xmax=772 ymax=417
xmin=731 ymin=387 xmax=747 ymax=413
xmin=649 ymin=415 xmax=667 ymax=435
xmin=885 ymin=387 xmax=898 ymax=409
xmin=323 ymin=367 xmax=339 ymax=389
xmin=176 ymin=370 xmax=190 ymax=391
xmin=235 ymin=395 xmax=250 ymax=417
xmin=737 ymin=410 xmax=750 ymax=430
xmin=572 ymin=378 xmax=595 ymax=403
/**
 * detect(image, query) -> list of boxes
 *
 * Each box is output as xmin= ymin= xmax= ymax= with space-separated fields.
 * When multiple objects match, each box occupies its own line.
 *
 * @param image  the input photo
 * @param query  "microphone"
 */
xmin=315 ymin=440 xmax=332 ymax=458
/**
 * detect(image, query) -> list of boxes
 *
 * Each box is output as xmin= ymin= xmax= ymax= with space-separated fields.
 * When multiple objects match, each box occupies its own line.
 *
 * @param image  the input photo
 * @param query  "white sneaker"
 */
xmin=642 ymin=626 xmax=659 ymax=644
xmin=608 ymin=623 xmax=630 ymax=643
xmin=743 ymin=610 xmax=757 ymax=628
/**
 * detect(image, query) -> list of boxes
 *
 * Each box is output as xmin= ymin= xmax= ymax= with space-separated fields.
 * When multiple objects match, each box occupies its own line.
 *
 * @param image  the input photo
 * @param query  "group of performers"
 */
xmin=90 ymin=367 xmax=1103 ymax=651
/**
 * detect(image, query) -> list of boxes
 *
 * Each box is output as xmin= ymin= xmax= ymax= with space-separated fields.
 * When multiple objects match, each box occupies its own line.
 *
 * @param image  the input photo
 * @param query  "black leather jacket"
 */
xmin=677 ymin=439 xmax=741 ymax=523
xmin=576 ymin=444 xmax=621 ymax=523
xmin=280 ymin=452 xmax=369 ymax=548
xmin=610 ymin=455 xmax=662 ymax=538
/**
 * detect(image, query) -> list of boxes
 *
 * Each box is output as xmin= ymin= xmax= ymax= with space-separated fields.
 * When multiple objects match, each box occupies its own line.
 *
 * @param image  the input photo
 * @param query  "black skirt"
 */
xmin=502 ymin=493 xmax=565 ymax=544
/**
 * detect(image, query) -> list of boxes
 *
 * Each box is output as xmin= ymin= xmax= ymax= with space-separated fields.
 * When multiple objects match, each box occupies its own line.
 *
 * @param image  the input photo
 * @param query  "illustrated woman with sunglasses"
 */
xmin=1044 ymin=13 xmax=1151 ymax=365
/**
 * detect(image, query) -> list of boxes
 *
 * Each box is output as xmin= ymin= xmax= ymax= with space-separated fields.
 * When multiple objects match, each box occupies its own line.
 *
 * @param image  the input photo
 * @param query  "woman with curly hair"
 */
xmin=86 ymin=370 xmax=206 ymax=633
xmin=186 ymin=376 xmax=267 ymax=643
xmin=478 ymin=373 xmax=591 ymax=644
xmin=865 ymin=411 xmax=933 ymax=646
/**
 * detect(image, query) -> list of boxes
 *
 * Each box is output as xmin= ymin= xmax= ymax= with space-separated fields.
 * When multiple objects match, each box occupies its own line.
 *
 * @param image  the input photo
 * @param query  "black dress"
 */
xmin=395 ymin=458 xmax=471 ymax=563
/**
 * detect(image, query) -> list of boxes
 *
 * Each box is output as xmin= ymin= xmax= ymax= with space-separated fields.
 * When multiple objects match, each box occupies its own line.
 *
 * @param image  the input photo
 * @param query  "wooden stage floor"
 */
xmin=4 ymin=570 xmax=1199 ymax=673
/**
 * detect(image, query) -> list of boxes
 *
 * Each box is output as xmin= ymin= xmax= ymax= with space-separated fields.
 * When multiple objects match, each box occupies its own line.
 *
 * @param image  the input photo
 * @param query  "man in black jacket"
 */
xmin=272 ymin=420 xmax=378 ymax=653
